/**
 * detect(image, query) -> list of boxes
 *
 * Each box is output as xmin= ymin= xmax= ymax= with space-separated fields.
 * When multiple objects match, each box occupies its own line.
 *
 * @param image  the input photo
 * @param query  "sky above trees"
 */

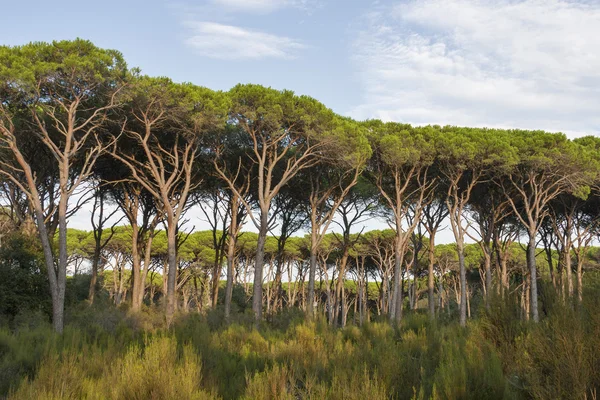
xmin=3 ymin=0 xmax=599 ymax=137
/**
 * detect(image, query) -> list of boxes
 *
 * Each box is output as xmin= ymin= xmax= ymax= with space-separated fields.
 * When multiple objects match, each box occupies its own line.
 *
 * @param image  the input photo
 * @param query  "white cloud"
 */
xmin=210 ymin=0 xmax=288 ymax=12
xmin=209 ymin=0 xmax=315 ymax=13
xmin=184 ymin=22 xmax=304 ymax=59
xmin=350 ymin=0 xmax=600 ymax=137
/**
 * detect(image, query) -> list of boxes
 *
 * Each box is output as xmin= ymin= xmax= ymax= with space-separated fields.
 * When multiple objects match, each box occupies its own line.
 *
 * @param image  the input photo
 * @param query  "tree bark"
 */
xmin=527 ymin=233 xmax=539 ymax=323
xmin=307 ymin=222 xmax=319 ymax=320
xmin=165 ymin=217 xmax=178 ymax=326
xmin=252 ymin=209 xmax=269 ymax=324
xmin=224 ymin=196 xmax=240 ymax=319
xmin=428 ymin=235 xmax=436 ymax=318
xmin=458 ymin=244 xmax=467 ymax=327
xmin=390 ymin=232 xmax=405 ymax=323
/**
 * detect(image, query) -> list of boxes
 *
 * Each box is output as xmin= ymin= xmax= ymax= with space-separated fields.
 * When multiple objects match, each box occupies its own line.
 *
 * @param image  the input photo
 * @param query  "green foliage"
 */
xmin=0 ymin=233 xmax=50 ymax=326
xmin=9 ymin=334 xmax=214 ymax=399
xmin=512 ymin=298 xmax=600 ymax=399
xmin=0 ymin=38 xmax=127 ymax=94
xmin=1 ymin=301 xmax=600 ymax=399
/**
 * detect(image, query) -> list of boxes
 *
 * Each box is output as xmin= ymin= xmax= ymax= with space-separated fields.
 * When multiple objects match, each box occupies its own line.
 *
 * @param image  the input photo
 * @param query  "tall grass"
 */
xmin=2 ymin=297 xmax=599 ymax=399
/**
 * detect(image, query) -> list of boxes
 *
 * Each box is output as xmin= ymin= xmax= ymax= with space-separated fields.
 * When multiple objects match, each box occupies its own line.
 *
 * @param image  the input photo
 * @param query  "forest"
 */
xmin=1 ymin=39 xmax=600 ymax=399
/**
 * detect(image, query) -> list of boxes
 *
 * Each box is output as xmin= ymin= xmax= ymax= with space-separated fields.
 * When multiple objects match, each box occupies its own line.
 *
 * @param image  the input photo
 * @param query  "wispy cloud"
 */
xmin=184 ymin=22 xmax=304 ymax=59
xmin=208 ymin=0 xmax=317 ymax=13
xmin=209 ymin=0 xmax=288 ymax=12
xmin=351 ymin=0 xmax=600 ymax=137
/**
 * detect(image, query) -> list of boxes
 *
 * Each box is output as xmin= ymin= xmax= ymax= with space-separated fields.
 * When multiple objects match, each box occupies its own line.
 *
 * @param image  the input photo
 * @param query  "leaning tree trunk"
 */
xmin=33 ymin=204 xmax=62 ymax=333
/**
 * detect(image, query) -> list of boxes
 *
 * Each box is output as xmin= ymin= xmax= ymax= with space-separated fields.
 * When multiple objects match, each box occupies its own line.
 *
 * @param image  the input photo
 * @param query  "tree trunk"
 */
xmin=390 ymin=233 xmax=404 ymax=323
xmin=428 ymin=236 xmax=435 ymax=318
xmin=137 ymin=232 xmax=155 ymax=309
xmin=565 ymin=247 xmax=573 ymax=299
xmin=458 ymin=244 xmax=467 ymax=327
xmin=483 ymin=246 xmax=492 ymax=310
xmin=130 ymin=224 xmax=143 ymax=312
xmin=88 ymin=244 xmax=101 ymax=305
xmin=307 ymin=222 xmax=318 ymax=319
xmin=165 ymin=218 xmax=178 ymax=326
xmin=252 ymin=209 xmax=269 ymax=324
xmin=500 ymin=253 xmax=508 ymax=298
xmin=55 ymin=193 xmax=68 ymax=334
xmin=33 ymin=204 xmax=62 ymax=333
xmin=576 ymin=254 xmax=584 ymax=303
xmin=334 ymin=248 xmax=350 ymax=326
xmin=527 ymin=233 xmax=539 ymax=323
xmin=224 ymin=227 xmax=238 ymax=319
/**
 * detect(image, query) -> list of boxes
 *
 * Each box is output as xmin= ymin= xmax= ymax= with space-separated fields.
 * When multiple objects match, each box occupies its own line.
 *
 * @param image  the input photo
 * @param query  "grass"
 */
xmin=1 ymin=291 xmax=600 ymax=399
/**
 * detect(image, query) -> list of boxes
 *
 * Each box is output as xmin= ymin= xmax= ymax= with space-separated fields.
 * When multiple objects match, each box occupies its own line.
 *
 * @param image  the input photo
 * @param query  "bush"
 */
xmin=9 ymin=335 xmax=215 ymax=399
xmin=0 ymin=233 xmax=50 ymax=326
xmin=3 ymin=295 xmax=600 ymax=400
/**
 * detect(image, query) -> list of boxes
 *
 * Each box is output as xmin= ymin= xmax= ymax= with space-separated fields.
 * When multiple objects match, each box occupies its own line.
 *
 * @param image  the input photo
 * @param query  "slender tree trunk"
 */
xmin=224 ymin=218 xmax=238 ymax=319
xmin=211 ymin=239 xmax=227 ymax=308
xmin=252 ymin=209 xmax=269 ymax=324
xmin=576 ymin=254 xmax=584 ymax=303
xmin=307 ymin=222 xmax=318 ymax=319
xmin=565 ymin=247 xmax=573 ymax=299
xmin=211 ymin=263 xmax=221 ymax=308
xmin=527 ymin=233 xmax=539 ymax=323
xmin=501 ymin=254 xmax=508 ymax=298
xmin=182 ymin=287 xmax=190 ymax=313
xmin=165 ymin=217 xmax=178 ymax=326
xmin=483 ymin=247 xmax=492 ymax=310
xmin=545 ymin=247 xmax=556 ymax=289
xmin=89 ymin=244 xmax=101 ymax=305
xmin=458 ymin=243 xmax=467 ymax=327
xmin=466 ymin=284 xmax=471 ymax=319
xmin=341 ymin=285 xmax=347 ymax=327
xmin=364 ymin=267 xmax=369 ymax=323
xmin=428 ymin=236 xmax=435 ymax=318
xmin=33 ymin=204 xmax=62 ymax=333
xmin=390 ymin=232 xmax=404 ymax=323
xmin=130 ymin=224 xmax=143 ymax=312
xmin=137 ymin=232 xmax=155 ymax=308
xmin=334 ymin=248 xmax=350 ymax=326
xmin=55 ymin=192 xmax=68 ymax=333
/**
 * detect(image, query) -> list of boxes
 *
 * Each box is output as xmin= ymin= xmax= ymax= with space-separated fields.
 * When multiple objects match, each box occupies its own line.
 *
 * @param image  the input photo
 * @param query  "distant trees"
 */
xmin=2 ymin=39 xmax=600 ymax=332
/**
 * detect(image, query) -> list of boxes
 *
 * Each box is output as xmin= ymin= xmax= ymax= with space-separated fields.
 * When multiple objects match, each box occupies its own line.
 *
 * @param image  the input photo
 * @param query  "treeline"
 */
xmin=1 ymin=39 xmax=600 ymax=334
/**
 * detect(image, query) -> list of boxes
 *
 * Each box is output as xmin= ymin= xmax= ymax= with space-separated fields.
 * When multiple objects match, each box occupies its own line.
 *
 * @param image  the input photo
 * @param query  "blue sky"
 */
xmin=4 ymin=0 xmax=600 ymax=137
xmin=4 ymin=0 xmax=600 ymax=241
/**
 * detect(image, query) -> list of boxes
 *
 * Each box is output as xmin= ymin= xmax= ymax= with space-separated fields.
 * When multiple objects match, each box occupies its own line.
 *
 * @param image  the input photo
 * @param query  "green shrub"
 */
xmin=9 ymin=335 xmax=215 ymax=399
